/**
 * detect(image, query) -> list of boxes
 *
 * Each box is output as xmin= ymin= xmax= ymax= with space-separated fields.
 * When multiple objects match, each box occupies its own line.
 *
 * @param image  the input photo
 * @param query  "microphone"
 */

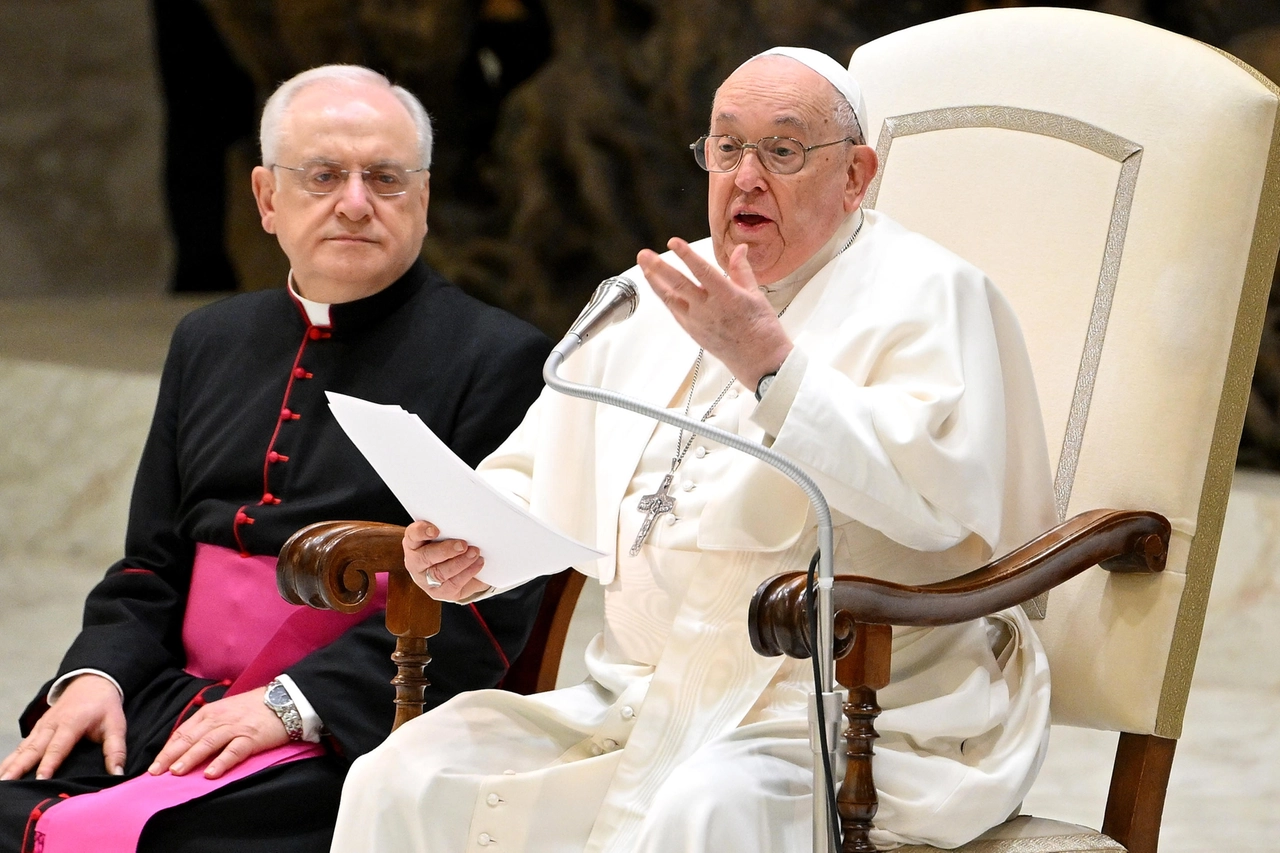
xmin=551 ymin=276 xmax=639 ymax=360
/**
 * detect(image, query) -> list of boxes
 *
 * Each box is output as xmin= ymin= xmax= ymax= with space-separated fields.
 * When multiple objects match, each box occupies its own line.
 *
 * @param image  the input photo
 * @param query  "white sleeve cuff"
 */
xmin=750 ymin=347 xmax=808 ymax=441
xmin=47 ymin=669 xmax=124 ymax=705
xmin=275 ymin=673 xmax=324 ymax=743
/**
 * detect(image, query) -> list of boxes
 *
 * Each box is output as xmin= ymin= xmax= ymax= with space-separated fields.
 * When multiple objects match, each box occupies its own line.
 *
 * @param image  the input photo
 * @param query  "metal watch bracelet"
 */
xmin=263 ymin=678 xmax=305 ymax=741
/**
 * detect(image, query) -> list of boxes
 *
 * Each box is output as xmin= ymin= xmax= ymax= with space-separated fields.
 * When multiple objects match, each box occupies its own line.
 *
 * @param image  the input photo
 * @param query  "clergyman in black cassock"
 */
xmin=0 ymin=255 xmax=551 ymax=852
xmin=0 ymin=65 xmax=553 ymax=853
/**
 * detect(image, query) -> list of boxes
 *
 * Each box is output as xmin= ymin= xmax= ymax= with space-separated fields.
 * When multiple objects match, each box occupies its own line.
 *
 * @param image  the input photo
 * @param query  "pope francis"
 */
xmin=330 ymin=46 xmax=1058 ymax=852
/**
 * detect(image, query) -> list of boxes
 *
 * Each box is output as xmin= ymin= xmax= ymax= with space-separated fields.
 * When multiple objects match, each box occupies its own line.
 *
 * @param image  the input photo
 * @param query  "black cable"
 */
xmin=807 ymin=548 xmax=842 ymax=848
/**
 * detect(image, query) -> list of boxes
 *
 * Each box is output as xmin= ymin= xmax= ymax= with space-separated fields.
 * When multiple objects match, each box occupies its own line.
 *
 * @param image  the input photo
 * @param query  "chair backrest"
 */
xmin=851 ymin=7 xmax=1280 ymax=738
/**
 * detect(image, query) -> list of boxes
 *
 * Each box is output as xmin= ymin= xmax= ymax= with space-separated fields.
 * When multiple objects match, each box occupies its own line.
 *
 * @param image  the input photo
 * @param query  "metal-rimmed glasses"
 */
xmin=690 ymin=135 xmax=856 ymax=175
xmin=270 ymin=160 xmax=427 ymax=197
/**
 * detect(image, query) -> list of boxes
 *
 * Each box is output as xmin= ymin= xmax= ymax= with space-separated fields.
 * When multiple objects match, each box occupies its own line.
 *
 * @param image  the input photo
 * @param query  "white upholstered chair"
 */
xmin=750 ymin=7 xmax=1280 ymax=852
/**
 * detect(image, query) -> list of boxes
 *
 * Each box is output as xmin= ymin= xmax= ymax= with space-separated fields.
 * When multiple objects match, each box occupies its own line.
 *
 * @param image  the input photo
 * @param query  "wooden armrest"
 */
xmin=750 ymin=508 xmax=1169 ymax=660
xmin=277 ymin=520 xmax=410 ymax=612
xmin=277 ymin=519 xmax=441 ymax=730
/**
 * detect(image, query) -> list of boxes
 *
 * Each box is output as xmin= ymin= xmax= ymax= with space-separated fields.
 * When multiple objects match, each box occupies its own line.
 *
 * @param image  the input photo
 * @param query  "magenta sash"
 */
xmin=34 ymin=544 xmax=388 ymax=853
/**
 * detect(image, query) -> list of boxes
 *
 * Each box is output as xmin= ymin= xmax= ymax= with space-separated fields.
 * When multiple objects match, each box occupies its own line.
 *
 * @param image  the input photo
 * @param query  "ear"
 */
xmin=843 ymin=145 xmax=879 ymax=213
xmin=417 ymin=171 xmax=431 ymax=230
xmin=251 ymin=166 xmax=278 ymax=234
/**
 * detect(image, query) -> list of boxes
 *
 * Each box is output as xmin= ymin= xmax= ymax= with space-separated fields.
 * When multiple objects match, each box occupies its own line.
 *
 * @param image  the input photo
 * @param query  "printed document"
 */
xmin=327 ymin=392 xmax=604 ymax=587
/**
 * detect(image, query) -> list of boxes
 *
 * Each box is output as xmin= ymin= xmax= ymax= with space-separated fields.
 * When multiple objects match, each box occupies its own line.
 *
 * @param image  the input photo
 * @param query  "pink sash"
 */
xmin=34 ymin=544 xmax=388 ymax=853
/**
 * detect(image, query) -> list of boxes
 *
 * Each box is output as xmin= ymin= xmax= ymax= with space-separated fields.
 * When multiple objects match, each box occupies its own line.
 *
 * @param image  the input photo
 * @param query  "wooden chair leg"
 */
xmin=386 ymin=565 xmax=441 ymax=730
xmin=836 ymin=622 xmax=893 ymax=852
xmin=1102 ymin=732 xmax=1177 ymax=853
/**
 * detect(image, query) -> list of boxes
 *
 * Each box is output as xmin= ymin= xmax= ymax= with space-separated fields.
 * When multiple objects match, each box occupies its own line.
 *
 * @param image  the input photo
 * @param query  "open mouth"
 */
xmin=734 ymin=212 xmax=771 ymax=227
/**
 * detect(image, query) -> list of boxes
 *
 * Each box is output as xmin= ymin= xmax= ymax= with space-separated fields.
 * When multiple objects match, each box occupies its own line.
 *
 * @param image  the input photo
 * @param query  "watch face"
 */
xmin=756 ymin=373 xmax=775 ymax=400
xmin=266 ymin=684 xmax=289 ymax=707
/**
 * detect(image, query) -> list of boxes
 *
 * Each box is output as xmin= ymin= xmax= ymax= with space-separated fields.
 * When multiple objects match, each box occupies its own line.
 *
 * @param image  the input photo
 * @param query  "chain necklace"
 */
xmin=629 ymin=350 xmax=737 ymax=556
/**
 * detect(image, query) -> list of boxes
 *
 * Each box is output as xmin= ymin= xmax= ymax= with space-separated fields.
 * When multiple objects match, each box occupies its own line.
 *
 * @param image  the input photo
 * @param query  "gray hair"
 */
xmin=259 ymin=65 xmax=433 ymax=168
xmin=831 ymin=92 xmax=865 ymax=146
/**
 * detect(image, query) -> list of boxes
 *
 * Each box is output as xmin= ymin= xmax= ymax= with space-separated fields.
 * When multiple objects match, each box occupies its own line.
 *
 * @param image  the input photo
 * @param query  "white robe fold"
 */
xmin=331 ymin=210 xmax=1057 ymax=852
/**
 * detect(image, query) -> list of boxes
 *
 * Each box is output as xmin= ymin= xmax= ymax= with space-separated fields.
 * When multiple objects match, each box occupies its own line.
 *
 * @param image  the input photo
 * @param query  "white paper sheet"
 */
xmin=327 ymin=392 xmax=604 ymax=588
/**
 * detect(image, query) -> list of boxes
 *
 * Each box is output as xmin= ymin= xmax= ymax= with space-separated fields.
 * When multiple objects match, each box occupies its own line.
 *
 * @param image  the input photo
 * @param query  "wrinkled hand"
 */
xmin=0 ymin=673 xmax=126 ymax=781
xmin=403 ymin=520 xmax=490 ymax=601
xmin=148 ymin=689 xmax=289 ymax=780
xmin=637 ymin=239 xmax=793 ymax=390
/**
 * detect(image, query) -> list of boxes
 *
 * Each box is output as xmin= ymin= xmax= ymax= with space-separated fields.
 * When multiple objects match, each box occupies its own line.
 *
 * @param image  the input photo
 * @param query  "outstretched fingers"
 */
xmin=637 ymin=248 xmax=700 ymax=315
xmin=0 ymin=675 xmax=127 ymax=781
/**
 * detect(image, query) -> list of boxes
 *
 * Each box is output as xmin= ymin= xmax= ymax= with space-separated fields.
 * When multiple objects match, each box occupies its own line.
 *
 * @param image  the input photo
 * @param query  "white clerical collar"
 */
xmin=759 ymin=208 xmax=864 ymax=312
xmin=287 ymin=271 xmax=333 ymax=327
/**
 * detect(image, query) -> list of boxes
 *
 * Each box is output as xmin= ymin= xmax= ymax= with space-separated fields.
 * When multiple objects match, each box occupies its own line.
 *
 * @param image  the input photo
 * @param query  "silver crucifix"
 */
xmin=631 ymin=472 xmax=677 ymax=555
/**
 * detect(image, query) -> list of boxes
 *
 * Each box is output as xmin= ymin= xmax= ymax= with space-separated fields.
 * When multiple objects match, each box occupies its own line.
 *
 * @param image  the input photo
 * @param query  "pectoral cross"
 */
xmin=631 ymin=472 xmax=676 ymax=555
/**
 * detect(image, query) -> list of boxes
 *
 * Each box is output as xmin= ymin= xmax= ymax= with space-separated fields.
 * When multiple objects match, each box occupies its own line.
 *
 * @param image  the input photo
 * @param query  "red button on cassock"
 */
xmin=293 ymin=367 xmax=309 ymax=379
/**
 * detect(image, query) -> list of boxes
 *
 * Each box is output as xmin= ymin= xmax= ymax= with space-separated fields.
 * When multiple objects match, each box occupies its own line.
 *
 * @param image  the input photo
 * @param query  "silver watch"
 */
xmin=263 ymin=678 xmax=305 ymax=741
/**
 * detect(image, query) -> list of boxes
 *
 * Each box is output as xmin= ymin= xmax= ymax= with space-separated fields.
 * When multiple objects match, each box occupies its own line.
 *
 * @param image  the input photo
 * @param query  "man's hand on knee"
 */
xmin=148 ymin=689 xmax=291 ymax=780
xmin=0 ymin=673 xmax=126 ymax=781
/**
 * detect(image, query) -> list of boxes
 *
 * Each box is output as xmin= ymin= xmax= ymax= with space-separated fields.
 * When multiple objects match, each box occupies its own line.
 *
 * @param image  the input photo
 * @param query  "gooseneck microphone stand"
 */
xmin=544 ymin=277 xmax=841 ymax=853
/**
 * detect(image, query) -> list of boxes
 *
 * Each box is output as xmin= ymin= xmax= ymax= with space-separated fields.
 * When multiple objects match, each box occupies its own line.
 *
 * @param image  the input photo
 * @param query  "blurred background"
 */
xmin=7 ymin=0 xmax=1280 ymax=462
xmin=1 ymin=0 xmax=1278 ymax=353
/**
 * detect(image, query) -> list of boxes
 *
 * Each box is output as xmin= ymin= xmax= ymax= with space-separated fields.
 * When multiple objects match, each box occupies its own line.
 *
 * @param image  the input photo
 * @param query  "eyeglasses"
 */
xmin=270 ymin=160 xmax=427 ymax=197
xmin=690 ymin=135 xmax=856 ymax=175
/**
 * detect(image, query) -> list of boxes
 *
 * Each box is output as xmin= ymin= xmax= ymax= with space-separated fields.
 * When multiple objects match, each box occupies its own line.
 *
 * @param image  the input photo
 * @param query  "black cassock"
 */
xmin=0 ymin=261 xmax=552 ymax=852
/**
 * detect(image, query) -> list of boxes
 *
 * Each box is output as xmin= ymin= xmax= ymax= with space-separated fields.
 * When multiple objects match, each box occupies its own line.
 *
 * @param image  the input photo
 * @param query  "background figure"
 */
xmin=152 ymin=0 xmax=256 ymax=293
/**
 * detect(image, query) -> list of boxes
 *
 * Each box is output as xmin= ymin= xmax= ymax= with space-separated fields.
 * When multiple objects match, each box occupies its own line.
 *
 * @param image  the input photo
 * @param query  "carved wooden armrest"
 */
xmin=750 ymin=508 xmax=1169 ymax=658
xmin=277 ymin=520 xmax=441 ymax=730
xmin=747 ymin=508 xmax=1170 ymax=852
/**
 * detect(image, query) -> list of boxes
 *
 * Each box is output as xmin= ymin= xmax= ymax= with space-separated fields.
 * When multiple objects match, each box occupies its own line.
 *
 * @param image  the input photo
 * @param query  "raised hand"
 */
xmin=637 ymin=239 xmax=793 ymax=391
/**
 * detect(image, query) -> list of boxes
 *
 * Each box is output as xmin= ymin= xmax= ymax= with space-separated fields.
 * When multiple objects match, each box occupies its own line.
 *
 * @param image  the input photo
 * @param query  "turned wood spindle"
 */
xmin=386 ymin=563 xmax=441 ymax=731
xmin=836 ymin=621 xmax=892 ymax=853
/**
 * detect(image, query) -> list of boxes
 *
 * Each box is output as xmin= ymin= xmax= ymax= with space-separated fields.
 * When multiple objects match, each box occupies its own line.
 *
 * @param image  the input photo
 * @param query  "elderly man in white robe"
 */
xmin=330 ymin=47 xmax=1057 ymax=852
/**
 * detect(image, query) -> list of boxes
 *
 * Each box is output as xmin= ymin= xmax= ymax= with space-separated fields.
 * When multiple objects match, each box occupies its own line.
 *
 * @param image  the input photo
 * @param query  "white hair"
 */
xmin=831 ymin=92 xmax=865 ymax=146
xmin=259 ymin=65 xmax=433 ymax=168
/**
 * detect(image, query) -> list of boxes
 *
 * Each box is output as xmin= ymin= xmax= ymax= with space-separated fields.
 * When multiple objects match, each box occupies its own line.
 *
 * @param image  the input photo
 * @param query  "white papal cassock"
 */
xmin=330 ymin=209 xmax=1057 ymax=852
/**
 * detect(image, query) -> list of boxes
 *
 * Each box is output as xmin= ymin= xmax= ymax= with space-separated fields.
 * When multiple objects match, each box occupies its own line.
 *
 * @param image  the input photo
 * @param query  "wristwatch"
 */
xmin=263 ymin=678 xmax=305 ymax=741
xmin=754 ymin=370 xmax=778 ymax=401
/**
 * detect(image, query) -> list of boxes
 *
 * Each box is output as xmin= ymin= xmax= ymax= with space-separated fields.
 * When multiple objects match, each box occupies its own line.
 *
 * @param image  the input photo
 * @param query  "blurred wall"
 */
xmin=0 ymin=0 xmax=171 ymax=296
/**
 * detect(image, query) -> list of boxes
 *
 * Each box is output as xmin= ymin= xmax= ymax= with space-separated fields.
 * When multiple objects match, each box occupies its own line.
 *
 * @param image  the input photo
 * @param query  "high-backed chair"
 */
xmin=276 ymin=7 xmax=1280 ymax=851
xmin=750 ymin=8 xmax=1280 ymax=852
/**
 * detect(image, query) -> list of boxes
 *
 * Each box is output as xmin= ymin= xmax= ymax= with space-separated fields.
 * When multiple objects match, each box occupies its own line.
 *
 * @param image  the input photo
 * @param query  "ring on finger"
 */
xmin=423 ymin=567 xmax=443 ymax=588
